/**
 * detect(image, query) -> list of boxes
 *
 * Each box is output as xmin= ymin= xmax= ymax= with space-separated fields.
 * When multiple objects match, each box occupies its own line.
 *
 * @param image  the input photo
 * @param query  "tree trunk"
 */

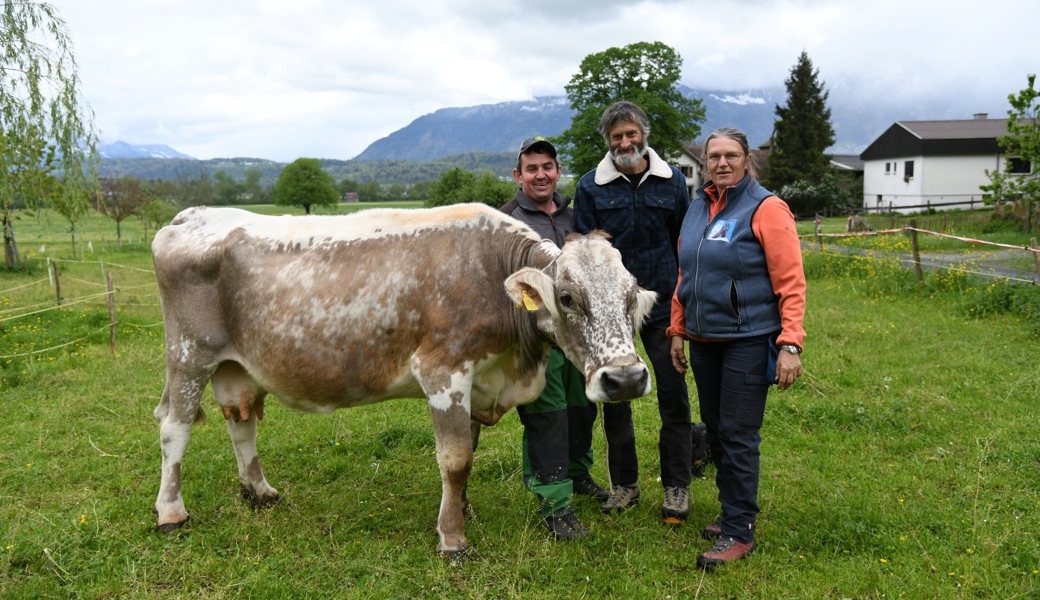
xmin=70 ymin=221 xmax=77 ymax=259
xmin=3 ymin=217 xmax=20 ymax=270
xmin=304 ymin=203 xmax=312 ymax=215
xmin=117 ymin=219 xmax=122 ymax=249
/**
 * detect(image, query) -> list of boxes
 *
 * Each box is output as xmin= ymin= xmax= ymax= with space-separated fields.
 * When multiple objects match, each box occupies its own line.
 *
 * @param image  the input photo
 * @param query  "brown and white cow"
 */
xmin=151 ymin=203 xmax=655 ymax=558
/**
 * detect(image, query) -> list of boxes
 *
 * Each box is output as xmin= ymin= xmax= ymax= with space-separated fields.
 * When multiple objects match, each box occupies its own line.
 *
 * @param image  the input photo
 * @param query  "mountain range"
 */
xmin=98 ymin=141 xmax=195 ymax=159
xmin=353 ymin=84 xmax=890 ymax=163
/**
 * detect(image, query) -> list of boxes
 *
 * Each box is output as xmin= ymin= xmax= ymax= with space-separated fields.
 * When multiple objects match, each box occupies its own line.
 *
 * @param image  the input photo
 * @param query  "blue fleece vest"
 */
xmin=676 ymin=176 xmax=782 ymax=339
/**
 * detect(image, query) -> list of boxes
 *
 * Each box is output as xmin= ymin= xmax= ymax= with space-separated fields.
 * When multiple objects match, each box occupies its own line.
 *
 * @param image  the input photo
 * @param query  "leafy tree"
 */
xmin=0 ymin=2 xmax=99 ymax=269
xmin=766 ymin=51 xmax=836 ymax=205
xmin=982 ymin=73 xmax=1040 ymax=232
xmin=174 ymin=167 xmax=213 ymax=207
xmin=93 ymin=177 xmax=149 ymax=248
xmin=213 ymin=170 xmax=243 ymax=205
xmin=141 ymin=194 xmax=177 ymax=241
xmin=359 ymin=180 xmax=381 ymax=203
xmin=410 ymin=180 xmax=432 ymax=202
xmin=426 ymin=168 xmax=515 ymax=209
xmin=554 ymin=41 xmax=705 ymax=177
xmin=242 ymin=168 xmax=266 ymax=203
xmin=272 ymin=158 xmax=339 ymax=214
xmin=427 ymin=168 xmax=477 ymax=208
xmin=339 ymin=178 xmax=361 ymax=195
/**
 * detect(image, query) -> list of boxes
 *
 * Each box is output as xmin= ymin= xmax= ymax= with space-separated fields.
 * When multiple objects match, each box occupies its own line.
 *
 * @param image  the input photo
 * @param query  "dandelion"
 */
xmin=80 ymin=514 xmax=86 ymax=524
xmin=966 ymin=548 xmax=974 ymax=554
xmin=880 ymin=558 xmax=888 ymax=563
xmin=899 ymin=499 xmax=904 ymax=504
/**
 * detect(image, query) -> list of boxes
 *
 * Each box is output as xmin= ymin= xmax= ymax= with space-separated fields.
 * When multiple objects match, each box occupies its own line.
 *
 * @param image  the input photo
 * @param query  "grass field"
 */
xmin=2 ymin=205 xmax=1039 ymax=598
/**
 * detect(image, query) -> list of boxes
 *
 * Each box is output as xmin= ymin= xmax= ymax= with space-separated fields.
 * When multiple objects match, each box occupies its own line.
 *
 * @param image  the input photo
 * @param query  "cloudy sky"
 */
xmin=59 ymin=0 xmax=1038 ymax=162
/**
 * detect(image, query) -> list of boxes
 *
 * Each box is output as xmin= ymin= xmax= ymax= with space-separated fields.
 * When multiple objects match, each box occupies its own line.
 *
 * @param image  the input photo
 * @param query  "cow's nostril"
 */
xmin=637 ymin=369 xmax=648 ymax=391
xmin=601 ymin=371 xmax=621 ymax=397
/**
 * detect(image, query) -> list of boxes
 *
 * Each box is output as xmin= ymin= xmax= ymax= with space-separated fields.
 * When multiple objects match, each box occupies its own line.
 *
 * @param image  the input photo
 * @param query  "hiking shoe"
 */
xmin=661 ymin=486 xmax=689 ymax=525
xmin=572 ymin=475 xmax=610 ymax=502
xmin=697 ymin=537 xmax=755 ymax=571
xmin=601 ymin=484 xmax=640 ymax=515
xmin=702 ymin=514 xmax=723 ymax=540
xmin=541 ymin=506 xmax=589 ymax=541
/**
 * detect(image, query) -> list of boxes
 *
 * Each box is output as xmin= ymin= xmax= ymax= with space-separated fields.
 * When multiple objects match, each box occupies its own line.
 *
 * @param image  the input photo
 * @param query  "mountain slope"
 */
xmin=98 ymin=141 xmax=195 ymax=159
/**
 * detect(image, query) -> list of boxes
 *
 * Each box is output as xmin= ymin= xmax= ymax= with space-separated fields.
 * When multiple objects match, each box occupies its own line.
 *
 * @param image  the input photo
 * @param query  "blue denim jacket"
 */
xmin=573 ymin=148 xmax=689 ymax=324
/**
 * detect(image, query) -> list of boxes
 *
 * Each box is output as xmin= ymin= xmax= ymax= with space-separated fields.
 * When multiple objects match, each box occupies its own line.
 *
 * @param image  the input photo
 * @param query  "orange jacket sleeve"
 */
xmin=752 ymin=196 xmax=807 ymax=349
xmin=666 ymin=237 xmax=689 ymax=339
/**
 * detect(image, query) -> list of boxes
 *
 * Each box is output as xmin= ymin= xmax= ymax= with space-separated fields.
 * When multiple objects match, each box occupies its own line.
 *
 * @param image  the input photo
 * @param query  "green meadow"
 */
xmin=1 ymin=205 xmax=1038 ymax=598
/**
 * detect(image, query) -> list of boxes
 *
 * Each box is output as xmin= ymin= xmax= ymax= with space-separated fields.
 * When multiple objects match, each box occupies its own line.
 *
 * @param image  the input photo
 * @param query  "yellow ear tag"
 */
xmin=522 ymin=289 xmax=539 ymax=311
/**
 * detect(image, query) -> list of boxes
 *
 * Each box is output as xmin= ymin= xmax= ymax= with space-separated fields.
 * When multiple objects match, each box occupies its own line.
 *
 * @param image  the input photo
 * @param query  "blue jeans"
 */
xmin=687 ymin=333 xmax=771 ymax=543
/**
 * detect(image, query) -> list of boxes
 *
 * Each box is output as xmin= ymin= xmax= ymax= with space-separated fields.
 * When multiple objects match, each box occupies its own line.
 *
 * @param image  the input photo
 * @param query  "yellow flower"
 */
xmin=879 ymin=558 xmax=888 ymax=563
xmin=966 ymin=548 xmax=974 ymax=554
xmin=80 ymin=514 xmax=86 ymax=524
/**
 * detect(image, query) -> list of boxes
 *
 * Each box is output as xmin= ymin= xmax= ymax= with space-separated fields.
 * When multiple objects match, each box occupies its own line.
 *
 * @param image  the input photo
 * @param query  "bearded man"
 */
xmin=572 ymin=101 xmax=694 ymax=525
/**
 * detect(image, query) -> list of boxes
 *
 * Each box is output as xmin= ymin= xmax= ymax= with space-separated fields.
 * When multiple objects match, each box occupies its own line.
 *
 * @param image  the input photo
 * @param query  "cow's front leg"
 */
xmin=415 ymin=361 xmax=475 ymax=559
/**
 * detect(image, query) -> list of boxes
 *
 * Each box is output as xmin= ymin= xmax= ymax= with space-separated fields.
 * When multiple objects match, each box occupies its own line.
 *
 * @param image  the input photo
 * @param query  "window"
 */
xmin=904 ymin=160 xmax=914 ymax=179
xmin=680 ymin=166 xmax=694 ymax=178
xmin=876 ymin=195 xmax=883 ymax=205
xmin=885 ymin=162 xmax=890 ymax=173
xmin=1010 ymin=157 xmax=1032 ymax=174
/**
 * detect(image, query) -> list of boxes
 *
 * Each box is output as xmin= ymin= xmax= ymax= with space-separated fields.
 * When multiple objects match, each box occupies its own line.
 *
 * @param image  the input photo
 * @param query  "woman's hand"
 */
xmin=775 ymin=350 xmax=802 ymax=389
xmin=670 ymin=336 xmax=688 ymax=374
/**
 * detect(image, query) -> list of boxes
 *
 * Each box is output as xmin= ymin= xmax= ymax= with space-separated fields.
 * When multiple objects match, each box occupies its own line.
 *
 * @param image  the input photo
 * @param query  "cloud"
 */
xmin=58 ymin=0 xmax=1040 ymax=161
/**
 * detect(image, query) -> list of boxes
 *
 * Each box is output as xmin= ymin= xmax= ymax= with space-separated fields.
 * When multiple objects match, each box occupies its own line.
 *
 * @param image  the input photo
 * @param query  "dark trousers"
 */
xmin=601 ymin=322 xmax=693 ymax=489
xmin=687 ymin=334 xmax=770 ymax=543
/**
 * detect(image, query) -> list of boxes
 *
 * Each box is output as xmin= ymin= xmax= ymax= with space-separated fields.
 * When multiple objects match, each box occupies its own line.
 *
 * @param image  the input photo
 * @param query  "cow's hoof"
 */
xmin=156 ymin=517 xmax=188 ymax=534
xmin=241 ymin=485 xmax=280 ymax=508
xmin=438 ymin=547 xmax=471 ymax=564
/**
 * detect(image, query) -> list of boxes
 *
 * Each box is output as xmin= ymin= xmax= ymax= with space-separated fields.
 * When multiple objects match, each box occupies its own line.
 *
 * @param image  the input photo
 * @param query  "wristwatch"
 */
xmin=778 ymin=344 xmax=801 ymax=355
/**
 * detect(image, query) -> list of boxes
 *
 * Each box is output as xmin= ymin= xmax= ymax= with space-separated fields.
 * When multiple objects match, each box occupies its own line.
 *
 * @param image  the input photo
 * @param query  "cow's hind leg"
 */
xmin=212 ymin=362 xmax=279 ymax=506
xmin=153 ymin=371 xmax=209 ymax=533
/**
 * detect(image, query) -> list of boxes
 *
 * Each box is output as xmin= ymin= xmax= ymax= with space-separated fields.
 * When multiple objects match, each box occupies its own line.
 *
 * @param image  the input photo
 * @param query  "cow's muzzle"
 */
xmin=588 ymin=364 xmax=651 ymax=403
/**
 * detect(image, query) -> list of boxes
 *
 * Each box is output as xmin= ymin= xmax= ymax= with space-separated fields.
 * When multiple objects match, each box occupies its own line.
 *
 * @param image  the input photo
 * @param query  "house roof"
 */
xmin=830 ymin=154 xmax=864 ymax=171
xmin=860 ymin=118 xmax=1010 ymax=160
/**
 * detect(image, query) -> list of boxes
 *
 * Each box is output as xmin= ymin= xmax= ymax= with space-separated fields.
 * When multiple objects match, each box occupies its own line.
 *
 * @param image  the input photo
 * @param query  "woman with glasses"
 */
xmin=666 ymin=127 xmax=806 ymax=571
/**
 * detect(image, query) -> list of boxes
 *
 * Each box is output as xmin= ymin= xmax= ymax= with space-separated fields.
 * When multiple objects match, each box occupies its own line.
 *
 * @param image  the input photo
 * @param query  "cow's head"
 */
xmin=504 ymin=231 xmax=657 ymax=403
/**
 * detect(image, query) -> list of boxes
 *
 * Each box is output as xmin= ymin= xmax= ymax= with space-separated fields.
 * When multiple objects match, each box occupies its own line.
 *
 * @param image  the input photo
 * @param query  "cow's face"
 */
xmin=504 ymin=232 xmax=656 ymax=402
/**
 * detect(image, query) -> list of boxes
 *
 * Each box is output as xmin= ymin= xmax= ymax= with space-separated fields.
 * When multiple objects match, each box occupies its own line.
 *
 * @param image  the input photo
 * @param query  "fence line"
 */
xmin=815 ymin=249 xmax=1038 ymax=284
xmin=0 ymin=290 xmax=121 ymax=323
xmin=802 ymin=227 xmax=1040 ymax=254
xmin=0 ymin=278 xmax=49 ymax=295
xmin=49 ymin=257 xmax=156 ymax=274
xmin=0 ymin=323 xmax=118 ymax=359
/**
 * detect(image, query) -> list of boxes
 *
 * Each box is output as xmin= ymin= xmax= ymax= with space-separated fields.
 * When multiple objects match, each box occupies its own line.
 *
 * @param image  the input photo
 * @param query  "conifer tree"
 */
xmin=767 ymin=51 xmax=835 ymax=206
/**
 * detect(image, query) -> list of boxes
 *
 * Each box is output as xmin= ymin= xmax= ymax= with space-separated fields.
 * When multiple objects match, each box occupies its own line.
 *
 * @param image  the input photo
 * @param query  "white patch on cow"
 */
xmin=175 ymin=336 xmax=196 ymax=364
xmin=426 ymin=367 xmax=472 ymax=413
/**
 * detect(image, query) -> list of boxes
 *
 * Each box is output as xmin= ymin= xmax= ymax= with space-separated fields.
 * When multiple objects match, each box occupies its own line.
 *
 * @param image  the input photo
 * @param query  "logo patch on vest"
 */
xmin=707 ymin=219 xmax=736 ymax=242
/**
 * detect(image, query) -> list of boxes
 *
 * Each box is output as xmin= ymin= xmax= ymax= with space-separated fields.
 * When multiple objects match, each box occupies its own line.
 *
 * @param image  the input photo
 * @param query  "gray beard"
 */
xmin=611 ymin=140 xmax=648 ymax=170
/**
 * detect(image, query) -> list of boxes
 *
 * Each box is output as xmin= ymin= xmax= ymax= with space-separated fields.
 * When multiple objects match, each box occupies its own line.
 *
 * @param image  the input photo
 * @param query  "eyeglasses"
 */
xmin=706 ymin=153 xmax=744 ymax=164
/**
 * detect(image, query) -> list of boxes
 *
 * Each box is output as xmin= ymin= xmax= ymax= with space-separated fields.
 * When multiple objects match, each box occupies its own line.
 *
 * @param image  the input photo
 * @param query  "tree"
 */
xmin=982 ymin=74 xmax=1040 ymax=232
xmin=213 ymin=170 xmax=243 ymax=205
xmin=94 ymin=177 xmax=149 ymax=248
xmin=140 ymin=193 xmax=177 ymax=241
xmin=554 ymin=42 xmax=705 ymax=177
xmin=242 ymin=168 xmax=265 ymax=203
xmin=426 ymin=168 xmax=477 ymax=208
xmin=0 ymin=2 xmax=99 ymax=269
xmin=174 ymin=167 xmax=213 ymax=207
xmin=271 ymin=158 xmax=339 ymax=214
xmin=426 ymin=168 xmax=514 ymax=209
xmin=766 ymin=51 xmax=836 ymax=208
xmin=359 ymin=180 xmax=380 ymax=203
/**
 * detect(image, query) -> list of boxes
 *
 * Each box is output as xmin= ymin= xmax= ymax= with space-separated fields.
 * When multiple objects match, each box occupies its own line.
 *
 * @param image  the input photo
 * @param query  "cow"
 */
xmin=150 ymin=203 xmax=656 ymax=558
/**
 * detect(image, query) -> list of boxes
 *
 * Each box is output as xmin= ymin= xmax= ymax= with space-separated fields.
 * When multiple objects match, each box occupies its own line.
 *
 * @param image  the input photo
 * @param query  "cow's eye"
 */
xmin=559 ymin=294 xmax=575 ymax=309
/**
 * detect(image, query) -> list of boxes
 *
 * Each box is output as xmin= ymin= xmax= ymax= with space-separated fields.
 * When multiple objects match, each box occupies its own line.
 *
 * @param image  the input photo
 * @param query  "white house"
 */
xmin=860 ymin=115 xmax=1029 ymax=214
xmin=673 ymin=145 xmax=706 ymax=198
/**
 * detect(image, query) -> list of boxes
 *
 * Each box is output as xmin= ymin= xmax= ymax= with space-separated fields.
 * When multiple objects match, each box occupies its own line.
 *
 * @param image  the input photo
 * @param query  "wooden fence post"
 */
xmin=1026 ymin=201 xmax=1034 ymax=234
xmin=1031 ymin=237 xmax=1040 ymax=283
xmin=53 ymin=261 xmax=62 ymax=307
xmin=941 ymin=214 xmax=948 ymax=232
xmin=815 ymin=214 xmax=822 ymax=251
xmin=910 ymin=219 xmax=923 ymax=283
xmin=107 ymin=270 xmax=116 ymax=357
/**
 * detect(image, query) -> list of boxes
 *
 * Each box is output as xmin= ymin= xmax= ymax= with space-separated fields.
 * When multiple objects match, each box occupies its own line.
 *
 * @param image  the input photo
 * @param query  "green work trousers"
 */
xmin=517 ymin=347 xmax=596 ymax=516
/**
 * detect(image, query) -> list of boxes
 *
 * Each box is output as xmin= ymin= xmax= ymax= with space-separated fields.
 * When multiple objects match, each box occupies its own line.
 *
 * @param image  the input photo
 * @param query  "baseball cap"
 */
xmin=517 ymin=136 xmax=557 ymax=161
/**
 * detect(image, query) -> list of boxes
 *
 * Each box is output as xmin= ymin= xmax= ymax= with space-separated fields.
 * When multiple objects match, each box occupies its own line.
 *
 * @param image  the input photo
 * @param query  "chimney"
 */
xmin=973 ymin=113 xmax=988 ymax=120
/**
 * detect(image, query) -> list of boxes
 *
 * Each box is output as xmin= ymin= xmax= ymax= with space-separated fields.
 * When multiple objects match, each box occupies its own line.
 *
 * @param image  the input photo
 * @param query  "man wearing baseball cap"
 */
xmin=500 ymin=136 xmax=610 ymax=540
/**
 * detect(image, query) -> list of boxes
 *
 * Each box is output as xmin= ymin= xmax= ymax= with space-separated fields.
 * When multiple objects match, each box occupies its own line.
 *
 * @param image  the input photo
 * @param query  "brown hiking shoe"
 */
xmin=661 ymin=486 xmax=689 ymax=525
xmin=702 ymin=514 xmax=723 ymax=540
xmin=697 ymin=537 xmax=755 ymax=571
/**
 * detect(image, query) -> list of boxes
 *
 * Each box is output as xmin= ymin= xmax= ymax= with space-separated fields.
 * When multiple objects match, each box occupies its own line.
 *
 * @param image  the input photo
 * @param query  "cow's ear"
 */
xmin=504 ymin=267 xmax=560 ymax=319
xmin=632 ymin=287 xmax=658 ymax=332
